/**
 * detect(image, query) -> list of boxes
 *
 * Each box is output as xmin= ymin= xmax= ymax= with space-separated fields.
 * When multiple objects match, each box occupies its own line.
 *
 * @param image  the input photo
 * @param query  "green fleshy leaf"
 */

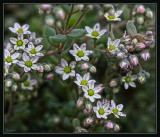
xmin=49 ymin=34 xmax=67 ymax=44
xmin=126 ymin=20 xmax=137 ymax=37
xmin=72 ymin=118 xmax=80 ymax=128
xmin=60 ymin=4 xmax=71 ymax=13
xmin=67 ymin=29 xmax=86 ymax=39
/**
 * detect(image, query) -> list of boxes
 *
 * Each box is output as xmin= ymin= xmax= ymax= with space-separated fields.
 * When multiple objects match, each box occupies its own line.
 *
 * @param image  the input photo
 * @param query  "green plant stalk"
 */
xmin=109 ymin=22 xmax=115 ymax=40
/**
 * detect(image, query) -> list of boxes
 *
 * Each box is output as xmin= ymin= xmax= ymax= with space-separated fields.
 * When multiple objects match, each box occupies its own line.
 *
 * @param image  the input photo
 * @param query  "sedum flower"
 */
xmin=10 ymin=33 xmax=28 ymax=50
xmin=110 ymin=100 xmax=126 ymax=118
xmin=85 ymin=23 xmax=107 ymax=39
xmin=69 ymin=43 xmax=93 ymax=61
xmin=93 ymin=100 xmax=111 ymax=119
xmin=9 ymin=22 xmax=31 ymax=34
xmin=107 ymin=37 xmax=120 ymax=54
xmin=82 ymin=80 xmax=101 ymax=102
xmin=5 ymin=49 xmax=20 ymax=66
xmin=18 ymin=52 xmax=39 ymax=72
xmin=21 ymin=74 xmax=37 ymax=90
xmin=121 ymin=71 xmax=137 ymax=89
xmin=55 ymin=59 xmax=76 ymax=80
xmin=29 ymin=32 xmax=43 ymax=45
xmin=24 ymin=42 xmax=44 ymax=57
xmin=104 ymin=9 xmax=123 ymax=22
xmin=74 ymin=72 xmax=95 ymax=87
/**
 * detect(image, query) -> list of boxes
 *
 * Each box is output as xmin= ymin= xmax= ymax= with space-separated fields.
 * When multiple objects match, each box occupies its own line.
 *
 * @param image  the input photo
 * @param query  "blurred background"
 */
xmin=4 ymin=4 xmax=156 ymax=133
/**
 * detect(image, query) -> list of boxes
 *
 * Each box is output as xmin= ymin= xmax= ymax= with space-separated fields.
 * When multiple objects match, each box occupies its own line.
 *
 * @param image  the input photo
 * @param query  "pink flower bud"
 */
xmin=136 ymin=43 xmax=146 ymax=50
xmin=109 ymin=80 xmax=117 ymax=88
xmin=84 ymin=117 xmax=94 ymax=125
xmin=106 ymin=121 xmax=114 ymax=130
xmin=82 ymin=63 xmax=89 ymax=70
xmin=146 ymin=31 xmax=152 ymax=36
xmin=146 ymin=10 xmax=153 ymax=19
xmin=114 ymin=124 xmax=120 ymax=132
xmin=83 ymin=108 xmax=90 ymax=115
xmin=117 ymin=52 xmax=125 ymax=59
xmin=140 ymin=49 xmax=151 ymax=61
xmin=137 ymin=5 xmax=145 ymax=14
xmin=38 ymin=65 xmax=44 ymax=73
xmin=47 ymin=73 xmax=54 ymax=80
xmin=56 ymin=9 xmax=65 ymax=20
xmin=129 ymin=55 xmax=139 ymax=66
xmin=132 ymin=38 xmax=138 ymax=45
xmin=41 ymin=4 xmax=52 ymax=10
xmin=77 ymin=97 xmax=83 ymax=107
xmin=119 ymin=59 xmax=129 ymax=69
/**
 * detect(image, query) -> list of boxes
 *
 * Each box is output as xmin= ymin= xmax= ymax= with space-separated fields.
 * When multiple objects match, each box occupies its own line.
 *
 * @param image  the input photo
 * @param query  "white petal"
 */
xmin=74 ymin=81 xmax=81 ymax=86
xmin=35 ymin=38 xmax=43 ymax=44
xmin=12 ymin=60 xmax=18 ymax=64
xmin=11 ymin=53 xmax=20 ymax=59
xmin=81 ymin=56 xmax=89 ymax=61
xmin=107 ymin=37 xmax=111 ymax=46
xmin=129 ymin=82 xmax=136 ymax=87
xmin=93 ymin=107 xmax=98 ymax=113
xmin=55 ymin=67 xmax=64 ymax=74
xmin=113 ymin=39 xmax=120 ymax=47
xmin=23 ymin=39 xmax=29 ymax=44
xmin=69 ymin=50 xmax=76 ymax=56
xmin=14 ymin=22 xmax=21 ymax=30
xmin=117 ymin=104 xmax=123 ymax=111
xmin=80 ymin=43 xmax=86 ymax=51
xmin=118 ymin=112 xmax=126 ymax=117
xmin=84 ymin=50 xmax=93 ymax=56
xmin=83 ymin=72 xmax=90 ymax=81
xmin=69 ymin=61 xmax=76 ymax=69
xmin=9 ymin=27 xmax=17 ymax=33
xmin=22 ymin=53 xmax=29 ymax=61
xmin=104 ymin=12 xmax=109 ymax=18
xmin=115 ymin=114 xmax=119 ymax=118
xmin=18 ymin=61 xmax=25 ymax=67
xmin=94 ymin=87 xmax=102 ymax=93
xmin=76 ymin=73 xmax=82 ymax=82
xmin=99 ymin=29 xmax=107 ymax=36
xmin=35 ymin=45 xmax=43 ymax=51
xmin=124 ymin=83 xmax=129 ymax=89
xmin=36 ymin=53 xmax=44 ymax=56
xmin=111 ymin=100 xmax=116 ymax=108
xmin=30 ymin=80 xmax=37 ymax=85
xmin=73 ymin=43 xmax=80 ymax=52
xmin=24 ymin=67 xmax=30 ymax=72
xmin=85 ymin=26 xmax=93 ymax=34
xmin=75 ymin=56 xmax=81 ymax=61
xmin=31 ymin=64 xmax=38 ymax=70
xmin=82 ymin=86 xmax=88 ymax=92
xmin=22 ymin=24 xmax=29 ymax=31
xmin=121 ymin=77 xmax=126 ymax=82
xmin=31 ymin=56 xmax=39 ymax=63
xmin=69 ymin=70 xmax=75 ymax=76
xmin=115 ymin=10 xmax=123 ymax=18
xmin=131 ymin=75 xmax=137 ymax=81
xmin=88 ymin=80 xmax=95 ymax=89
xmin=61 ymin=59 xmax=68 ymax=68
xmin=18 ymin=33 xmax=23 ymax=40
xmin=94 ymin=94 xmax=101 ymax=99
xmin=62 ymin=73 xmax=69 ymax=80
xmin=10 ymin=37 xmax=17 ymax=44
xmin=28 ymin=42 xmax=35 ymax=49
xmin=89 ymin=96 xmax=95 ymax=102
xmin=4 ymin=49 xmax=10 ymax=58
xmin=93 ymin=23 xmax=100 ymax=31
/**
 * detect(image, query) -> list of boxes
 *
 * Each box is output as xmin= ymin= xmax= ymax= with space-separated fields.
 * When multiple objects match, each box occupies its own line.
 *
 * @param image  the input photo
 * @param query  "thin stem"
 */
xmin=138 ymin=62 xmax=143 ymax=72
xmin=94 ymin=39 xmax=96 ymax=49
xmin=109 ymin=22 xmax=115 ymax=40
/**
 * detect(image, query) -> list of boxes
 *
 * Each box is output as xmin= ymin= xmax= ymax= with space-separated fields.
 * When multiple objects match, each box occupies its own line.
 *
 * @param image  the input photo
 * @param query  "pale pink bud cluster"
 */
xmin=47 ymin=73 xmax=54 ymax=80
xmin=140 ymin=50 xmax=151 ymax=61
xmin=41 ymin=4 xmax=52 ymax=10
xmin=106 ymin=121 xmax=114 ymax=130
xmin=82 ymin=63 xmax=89 ymax=70
xmin=137 ymin=5 xmax=145 ymax=14
xmin=129 ymin=55 xmax=139 ymax=66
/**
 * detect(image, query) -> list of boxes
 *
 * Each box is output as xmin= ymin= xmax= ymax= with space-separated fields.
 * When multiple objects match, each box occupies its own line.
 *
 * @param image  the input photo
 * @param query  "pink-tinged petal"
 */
xmin=5 ymin=42 xmax=12 ymax=50
xmin=35 ymin=45 xmax=43 ymax=51
xmin=9 ymin=27 xmax=17 ymax=33
xmin=61 ymin=59 xmax=68 ymax=68
xmin=28 ymin=42 xmax=34 ymax=49
xmin=85 ymin=26 xmax=93 ymax=34
xmin=115 ymin=10 xmax=123 ymax=18
xmin=62 ymin=73 xmax=69 ymax=80
xmin=22 ymin=24 xmax=29 ymax=31
xmin=69 ymin=61 xmax=76 ymax=69
xmin=4 ymin=49 xmax=10 ymax=58
xmin=111 ymin=100 xmax=116 ymax=108
xmin=69 ymin=70 xmax=75 ymax=76
xmin=129 ymin=82 xmax=136 ymax=87
xmin=11 ymin=52 xmax=20 ymax=59
xmin=23 ymin=39 xmax=28 ymax=45
xmin=55 ymin=67 xmax=64 ymax=74
xmin=14 ymin=22 xmax=21 ymax=30
xmin=31 ymin=56 xmax=39 ymax=63
xmin=88 ymin=80 xmax=95 ymax=89
xmin=22 ymin=53 xmax=29 ymax=62
xmin=117 ymin=104 xmax=123 ymax=111
xmin=10 ymin=37 xmax=17 ymax=44
xmin=29 ymin=32 xmax=36 ymax=41
xmin=93 ymin=23 xmax=100 ymax=31
xmin=80 ymin=43 xmax=86 ymax=51
xmin=83 ymin=72 xmax=90 ymax=81
xmin=124 ymin=83 xmax=129 ymax=89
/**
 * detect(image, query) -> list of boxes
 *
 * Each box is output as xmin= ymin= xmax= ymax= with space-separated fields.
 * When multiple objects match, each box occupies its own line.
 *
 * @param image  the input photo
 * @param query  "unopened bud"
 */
xmin=56 ymin=9 xmax=65 ymax=20
xmin=146 ymin=10 xmax=153 ymax=19
xmin=87 ymin=5 xmax=93 ymax=10
xmin=106 ymin=121 xmax=114 ymax=130
xmin=136 ymin=43 xmax=146 ymax=50
xmin=126 ymin=45 xmax=135 ymax=52
xmin=114 ymin=124 xmax=120 ymax=132
xmin=53 ymin=116 xmax=60 ymax=124
xmin=137 ymin=5 xmax=145 ymax=14
xmin=85 ymin=101 xmax=92 ymax=110
xmin=76 ymin=97 xmax=83 ymax=107
xmin=113 ymin=87 xmax=120 ymax=94
xmin=146 ymin=31 xmax=152 ymax=36
xmin=84 ymin=117 xmax=94 ymax=126
xmin=109 ymin=79 xmax=117 ymax=88
xmin=8 ymin=47 xmax=15 ymax=54
xmin=145 ymin=72 xmax=150 ymax=79
xmin=131 ymin=38 xmax=138 ymax=45
xmin=138 ymin=72 xmax=146 ymax=84
xmin=12 ymin=73 xmax=20 ymax=81
xmin=137 ymin=16 xmax=144 ymax=25
xmin=44 ymin=64 xmax=51 ymax=72
xmin=83 ymin=108 xmax=90 ymax=115
xmin=89 ymin=65 xmax=97 ymax=73
xmin=38 ymin=65 xmax=44 ymax=73
xmin=5 ymin=79 xmax=12 ymax=88
xmin=39 ymin=9 xmax=44 ymax=15
xmin=47 ymin=73 xmax=54 ymax=80
xmin=129 ymin=55 xmax=139 ymax=66
xmin=41 ymin=4 xmax=52 ymax=10
xmin=11 ymin=84 xmax=17 ymax=92
xmin=56 ymin=21 xmax=62 ymax=28
xmin=82 ymin=63 xmax=89 ymax=70
xmin=117 ymin=52 xmax=125 ymax=59
xmin=45 ymin=15 xmax=54 ymax=26
xmin=140 ymin=49 xmax=151 ymax=61
xmin=119 ymin=59 xmax=129 ymax=69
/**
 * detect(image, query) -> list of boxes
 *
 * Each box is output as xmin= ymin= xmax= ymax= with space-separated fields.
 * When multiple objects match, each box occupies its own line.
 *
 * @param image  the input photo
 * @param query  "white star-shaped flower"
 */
xmin=93 ymin=100 xmax=111 ymax=119
xmin=74 ymin=72 xmax=95 ymax=87
xmin=104 ymin=10 xmax=123 ymax=22
xmin=55 ymin=59 xmax=76 ymax=80
xmin=18 ymin=52 xmax=39 ymax=72
xmin=82 ymin=80 xmax=102 ymax=102
xmin=85 ymin=23 xmax=107 ymax=39
xmin=9 ymin=22 xmax=31 ymax=34
xmin=110 ymin=100 xmax=126 ymax=118
xmin=121 ymin=71 xmax=137 ymax=90
xmin=10 ymin=33 xmax=28 ymax=50
xmin=24 ymin=42 xmax=44 ymax=57
xmin=4 ymin=49 xmax=20 ymax=66
xmin=21 ymin=74 xmax=37 ymax=90
xmin=107 ymin=37 xmax=120 ymax=54
xmin=69 ymin=43 xmax=93 ymax=61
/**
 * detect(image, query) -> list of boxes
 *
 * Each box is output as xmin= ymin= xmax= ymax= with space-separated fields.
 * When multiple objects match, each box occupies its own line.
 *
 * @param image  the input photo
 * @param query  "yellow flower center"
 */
xmin=77 ymin=50 xmax=84 ymax=57
xmin=5 ymin=56 xmax=12 ymax=63
xmin=25 ymin=60 xmax=32 ymax=67
xmin=87 ymin=89 xmax=94 ymax=96
xmin=125 ymin=76 xmax=131 ymax=83
xmin=17 ymin=40 xmax=23 ymax=47
xmin=30 ymin=48 xmax=37 ymax=54
xmin=92 ymin=30 xmax=99 ymax=37
xmin=98 ymin=108 xmax=105 ymax=115
xmin=24 ymin=81 xmax=30 ymax=87
xmin=113 ymin=108 xmax=118 ymax=114
xmin=109 ymin=45 xmax=116 ymax=51
xmin=81 ymin=80 xmax=88 ymax=85
xmin=108 ymin=15 xmax=115 ymax=19
xmin=17 ymin=28 xmax=24 ymax=33
xmin=64 ymin=66 xmax=71 ymax=74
